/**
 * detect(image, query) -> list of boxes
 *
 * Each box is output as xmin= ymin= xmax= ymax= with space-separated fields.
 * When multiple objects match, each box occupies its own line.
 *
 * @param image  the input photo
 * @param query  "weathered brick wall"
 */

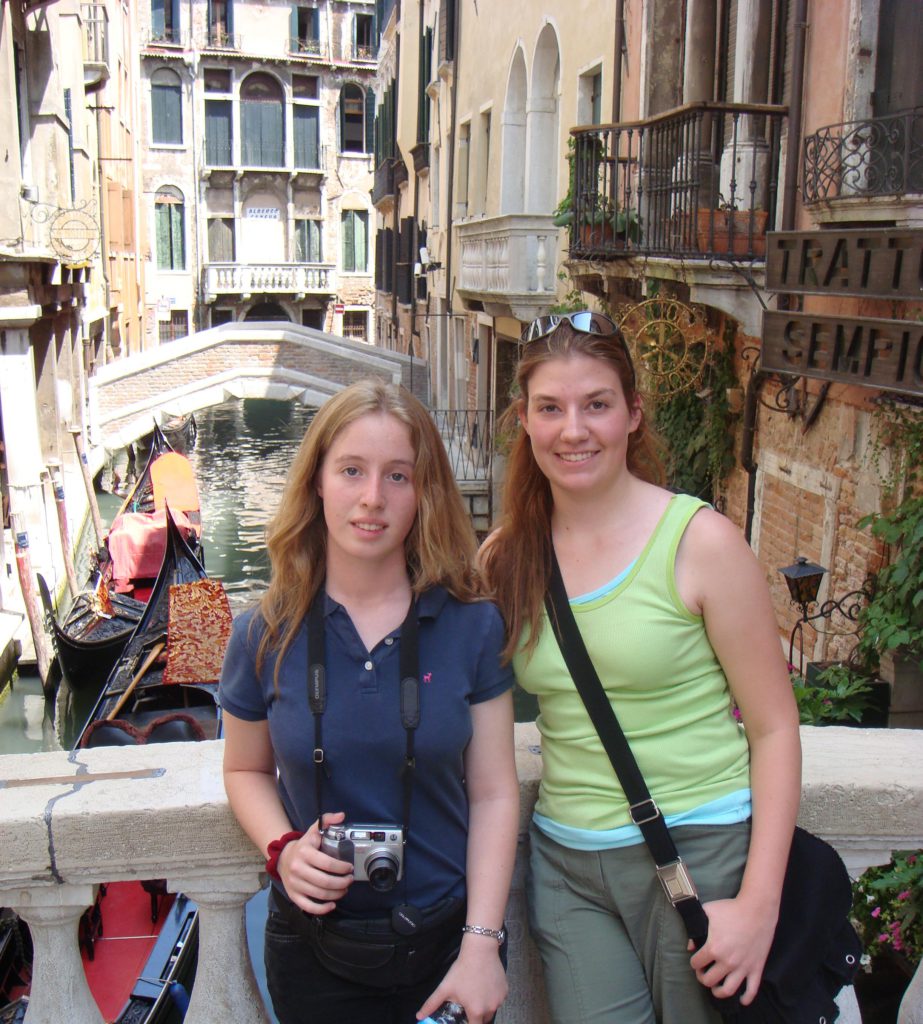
xmin=720 ymin=324 xmax=887 ymax=667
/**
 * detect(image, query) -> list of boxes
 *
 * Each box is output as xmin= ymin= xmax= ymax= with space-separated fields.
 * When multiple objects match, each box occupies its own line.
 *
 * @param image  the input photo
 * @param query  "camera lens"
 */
xmin=366 ymin=853 xmax=399 ymax=892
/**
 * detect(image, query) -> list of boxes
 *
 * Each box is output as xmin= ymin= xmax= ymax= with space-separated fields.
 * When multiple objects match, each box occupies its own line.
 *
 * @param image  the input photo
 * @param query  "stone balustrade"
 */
xmin=455 ymin=214 xmax=559 ymax=322
xmin=203 ymin=262 xmax=337 ymax=300
xmin=1 ymin=725 xmax=923 ymax=1024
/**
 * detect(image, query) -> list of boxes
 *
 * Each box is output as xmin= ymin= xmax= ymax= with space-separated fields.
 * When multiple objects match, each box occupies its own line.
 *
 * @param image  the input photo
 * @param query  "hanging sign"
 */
xmin=765 ymin=228 xmax=923 ymax=300
xmin=762 ymin=310 xmax=923 ymax=397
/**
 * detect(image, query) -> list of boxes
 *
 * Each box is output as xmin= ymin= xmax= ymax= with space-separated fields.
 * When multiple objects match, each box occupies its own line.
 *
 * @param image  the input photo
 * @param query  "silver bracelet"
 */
xmin=461 ymin=923 xmax=506 ymax=944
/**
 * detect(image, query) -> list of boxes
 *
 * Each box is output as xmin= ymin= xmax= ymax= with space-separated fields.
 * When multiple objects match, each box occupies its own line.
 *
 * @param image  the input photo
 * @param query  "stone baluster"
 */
xmin=536 ymin=234 xmax=547 ymax=293
xmin=8 ymin=884 xmax=104 ymax=1024
xmin=171 ymin=871 xmax=270 ymax=1024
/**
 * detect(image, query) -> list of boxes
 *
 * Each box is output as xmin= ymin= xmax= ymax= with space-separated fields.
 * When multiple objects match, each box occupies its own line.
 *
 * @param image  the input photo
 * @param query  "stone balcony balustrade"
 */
xmin=203 ymin=263 xmax=337 ymax=303
xmin=455 ymin=214 xmax=559 ymax=323
xmin=2 ymin=726 xmax=923 ymax=1024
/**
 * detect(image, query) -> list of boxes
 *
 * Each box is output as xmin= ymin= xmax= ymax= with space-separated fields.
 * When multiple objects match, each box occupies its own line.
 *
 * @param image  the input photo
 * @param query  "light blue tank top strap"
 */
xmin=571 ymin=559 xmax=637 ymax=605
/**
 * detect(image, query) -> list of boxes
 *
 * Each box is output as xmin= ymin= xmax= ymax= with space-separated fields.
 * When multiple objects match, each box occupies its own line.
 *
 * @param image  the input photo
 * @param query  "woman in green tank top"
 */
xmin=480 ymin=313 xmax=801 ymax=1024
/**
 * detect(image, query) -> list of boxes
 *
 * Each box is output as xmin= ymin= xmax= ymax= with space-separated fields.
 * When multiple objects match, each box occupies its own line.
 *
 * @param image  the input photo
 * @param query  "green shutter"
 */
xmin=355 ymin=211 xmax=367 ymax=271
xmin=205 ymin=100 xmax=231 ymax=164
xmin=290 ymin=4 xmax=298 ymax=48
xmin=365 ymin=86 xmax=375 ymax=154
xmin=155 ymin=202 xmax=170 ymax=269
xmin=171 ymin=202 xmax=185 ymax=269
xmin=310 ymin=219 xmax=321 ymax=262
xmin=295 ymin=220 xmax=306 ymax=262
xmin=342 ymin=211 xmax=355 ymax=272
xmin=152 ymin=0 xmax=166 ymax=38
xmin=294 ymin=105 xmax=319 ymax=167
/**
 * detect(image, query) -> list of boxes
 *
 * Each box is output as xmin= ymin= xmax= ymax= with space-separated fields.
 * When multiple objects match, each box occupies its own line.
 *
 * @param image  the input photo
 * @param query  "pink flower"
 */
xmin=871 ymin=907 xmax=881 ymax=918
xmin=898 ymin=890 xmax=911 ymax=901
xmin=878 ymin=934 xmax=889 ymax=943
xmin=908 ymin=855 xmax=917 ymax=865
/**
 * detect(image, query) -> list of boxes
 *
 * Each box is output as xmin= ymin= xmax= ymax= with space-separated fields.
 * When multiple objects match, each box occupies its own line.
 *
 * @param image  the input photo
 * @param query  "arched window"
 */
xmin=154 ymin=186 xmax=185 ymax=270
xmin=339 ymin=83 xmax=373 ymax=153
xmin=151 ymin=67 xmax=182 ymax=145
xmin=240 ymin=72 xmax=284 ymax=166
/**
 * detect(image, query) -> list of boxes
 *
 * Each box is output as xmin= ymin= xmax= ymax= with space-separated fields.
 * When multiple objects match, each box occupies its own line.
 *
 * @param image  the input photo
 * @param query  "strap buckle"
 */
xmin=656 ymin=859 xmax=698 ymax=905
xmin=628 ymin=798 xmax=660 ymax=825
xmin=313 ymin=747 xmax=325 ymax=764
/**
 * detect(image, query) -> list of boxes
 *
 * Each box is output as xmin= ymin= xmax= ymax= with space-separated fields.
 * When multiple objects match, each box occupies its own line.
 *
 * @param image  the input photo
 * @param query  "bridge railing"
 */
xmin=2 ymin=728 xmax=923 ymax=1024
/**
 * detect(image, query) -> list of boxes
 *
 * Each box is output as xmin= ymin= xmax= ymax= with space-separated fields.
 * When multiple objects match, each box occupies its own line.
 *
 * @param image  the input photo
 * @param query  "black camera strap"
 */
xmin=307 ymin=591 xmax=420 ymax=837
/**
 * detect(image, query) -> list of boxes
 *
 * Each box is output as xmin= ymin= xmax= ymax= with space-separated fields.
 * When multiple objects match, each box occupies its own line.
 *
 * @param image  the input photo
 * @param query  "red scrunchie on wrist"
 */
xmin=265 ymin=830 xmax=304 ymax=881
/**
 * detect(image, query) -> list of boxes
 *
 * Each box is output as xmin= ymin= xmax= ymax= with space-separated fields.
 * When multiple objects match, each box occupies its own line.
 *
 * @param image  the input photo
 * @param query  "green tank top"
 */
xmin=514 ymin=493 xmax=751 ymax=831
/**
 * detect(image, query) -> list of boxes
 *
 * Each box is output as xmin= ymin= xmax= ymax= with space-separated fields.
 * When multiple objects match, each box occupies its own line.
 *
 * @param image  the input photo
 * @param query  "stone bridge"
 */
xmin=88 ymin=323 xmax=429 ymax=452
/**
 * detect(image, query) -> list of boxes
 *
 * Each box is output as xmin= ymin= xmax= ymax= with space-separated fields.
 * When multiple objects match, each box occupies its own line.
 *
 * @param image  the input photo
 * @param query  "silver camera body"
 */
xmin=320 ymin=823 xmax=405 ymax=892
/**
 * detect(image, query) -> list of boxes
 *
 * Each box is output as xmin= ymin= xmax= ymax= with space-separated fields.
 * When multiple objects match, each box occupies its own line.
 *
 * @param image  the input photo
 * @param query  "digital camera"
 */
xmin=320 ymin=823 xmax=405 ymax=892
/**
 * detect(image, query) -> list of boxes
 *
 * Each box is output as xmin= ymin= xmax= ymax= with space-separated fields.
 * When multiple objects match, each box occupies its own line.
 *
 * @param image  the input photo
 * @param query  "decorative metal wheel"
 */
xmin=616 ymin=298 xmax=711 ymax=397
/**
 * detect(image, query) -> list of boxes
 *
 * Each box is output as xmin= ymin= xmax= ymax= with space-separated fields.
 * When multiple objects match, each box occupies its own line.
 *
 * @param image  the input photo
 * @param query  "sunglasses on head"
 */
xmin=520 ymin=311 xmax=636 ymax=389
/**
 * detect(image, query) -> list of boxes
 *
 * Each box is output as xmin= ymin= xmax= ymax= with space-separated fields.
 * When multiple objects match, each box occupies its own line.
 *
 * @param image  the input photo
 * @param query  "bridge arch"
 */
xmin=89 ymin=321 xmax=428 ymax=452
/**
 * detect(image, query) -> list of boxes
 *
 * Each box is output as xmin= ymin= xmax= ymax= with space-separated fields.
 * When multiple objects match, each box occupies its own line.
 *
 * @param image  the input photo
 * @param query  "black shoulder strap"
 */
xmin=307 ymin=592 xmax=420 ymax=835
xmin=544 ymin=547 xmax=711 ymax=944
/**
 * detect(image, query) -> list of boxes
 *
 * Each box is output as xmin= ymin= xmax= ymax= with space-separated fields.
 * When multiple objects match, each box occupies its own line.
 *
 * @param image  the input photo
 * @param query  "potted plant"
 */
xmin=696 ymin=194 xmax=768 ymax=256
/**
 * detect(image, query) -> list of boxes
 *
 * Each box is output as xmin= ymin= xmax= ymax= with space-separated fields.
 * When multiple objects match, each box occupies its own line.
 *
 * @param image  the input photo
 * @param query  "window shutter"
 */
xmin=290 ymin=4 xmax=298 ymax=47
xmin=365 ymin=87 xmax=375 ymax=153
xmin=342 ymin=211 xmax=355 ymax=271
xmin=356 ymin=211 xmax=368 ymax=271
xmin=310 ymin=7 xmax=319 ymax=42
xmin=171 ymin=202 xmax=185 ymax=269
xmin=294 ymin=105 xmax=319 ymax=167
xmin=226 ymin=0 xmax=234 ymax=35
xmin=336 ymin=93 xmax=343 ymax=152
xmin=152 ymin=0 xmax=166 ymax=38
xmin=156 ymin=203 xmax=170 ymax=269
xmin=205 ymin=100 xmax=231 ymax=164
xmin=170 ymin=0 xmax=180 ymax=39
xmin=310 ymin=219 xmax=321 ymax=261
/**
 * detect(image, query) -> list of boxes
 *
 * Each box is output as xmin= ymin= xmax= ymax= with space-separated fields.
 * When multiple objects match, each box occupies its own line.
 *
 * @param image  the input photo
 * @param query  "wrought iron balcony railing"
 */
xmin=803 ymin=107 xmax=923 ymax=203
xmin=431 ymin=409 xmax=493 ymax=482
xmin=203 ymin=27 xmax=241 ymax=49
xmin=566 ymin=101 xmax=786 ymax=262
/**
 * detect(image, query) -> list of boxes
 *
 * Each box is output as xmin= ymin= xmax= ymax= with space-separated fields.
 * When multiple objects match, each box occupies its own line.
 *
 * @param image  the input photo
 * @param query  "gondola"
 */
xmin=38 ymin=424 xmax=202 ymax=690
xmin=134 ymin=413 xmax=197 ymax=464
xmin=73 ymin=507 xmax=226 ymax=1024
xmin=37 ymin=574 xmax=145 ymax=692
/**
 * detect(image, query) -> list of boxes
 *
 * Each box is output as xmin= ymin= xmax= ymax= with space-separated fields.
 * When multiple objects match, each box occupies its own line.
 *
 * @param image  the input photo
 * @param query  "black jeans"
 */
xmin=264 ymin=890 xmax=458 ymax=1024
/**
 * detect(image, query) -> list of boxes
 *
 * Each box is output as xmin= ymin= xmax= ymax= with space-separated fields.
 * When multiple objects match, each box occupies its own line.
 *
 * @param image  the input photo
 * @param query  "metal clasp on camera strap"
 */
xmin=656 ymin=858 xmax=699 ymax=905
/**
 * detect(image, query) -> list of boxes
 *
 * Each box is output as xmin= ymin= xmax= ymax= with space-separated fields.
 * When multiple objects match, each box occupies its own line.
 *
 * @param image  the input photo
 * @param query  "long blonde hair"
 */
xmin=482 ymin=322 xmax=665 ymax=661
xmin=257 ymin=380 xmax=479 ymax=675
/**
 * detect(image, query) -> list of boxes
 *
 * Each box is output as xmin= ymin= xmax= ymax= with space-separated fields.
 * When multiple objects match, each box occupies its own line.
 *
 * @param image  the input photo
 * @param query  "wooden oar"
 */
xmin=107 ymin=641 xmax=166 ymax=720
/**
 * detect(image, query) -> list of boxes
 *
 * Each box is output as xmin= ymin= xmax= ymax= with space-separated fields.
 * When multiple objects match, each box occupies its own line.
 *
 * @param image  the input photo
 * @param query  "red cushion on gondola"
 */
xmin=107 ymin=509 xmax=195 ymax=584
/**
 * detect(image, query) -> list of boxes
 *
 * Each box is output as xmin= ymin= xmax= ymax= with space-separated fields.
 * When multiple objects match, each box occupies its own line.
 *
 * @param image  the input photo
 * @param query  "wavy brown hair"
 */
xmin=256 ymin=380 xmax=479 ymax=677
xmin=481 ymin=321 xmax=666 ymax=661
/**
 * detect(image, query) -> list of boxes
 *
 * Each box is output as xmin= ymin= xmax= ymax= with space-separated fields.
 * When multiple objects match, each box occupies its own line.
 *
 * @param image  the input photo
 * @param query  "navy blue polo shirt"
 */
xmin=219 ymin=587 xmax=514 ymax=913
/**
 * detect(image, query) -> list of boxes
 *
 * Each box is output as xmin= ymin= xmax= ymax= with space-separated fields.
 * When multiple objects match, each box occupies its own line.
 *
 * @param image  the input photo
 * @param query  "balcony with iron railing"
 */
xmin=201 ymin=26 xmax=242 ymax=50
xmin=288 ymin=37 xmax=327 ymax=60
xmin=803 ymin=107 xmax=923 ymax=208
xmin=431 ymin=408 xmax=492 ymax=483
xmin=203 ymin=263 xmax=337 ymax=301
xmin=82 ymin=3 xmax=109 ymax=89
xmin=2 ymin=730 xmax=922 ymax=1023
xmin=564 ymin=101 xmax=787 ymax=264
xmin=456 ymin=214 xmax=559 ymax=321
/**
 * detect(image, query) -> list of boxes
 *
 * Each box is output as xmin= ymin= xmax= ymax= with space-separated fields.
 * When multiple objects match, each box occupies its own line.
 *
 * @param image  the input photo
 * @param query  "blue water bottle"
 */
xmin=421 ymin=1001 xmax=467 ymax=1024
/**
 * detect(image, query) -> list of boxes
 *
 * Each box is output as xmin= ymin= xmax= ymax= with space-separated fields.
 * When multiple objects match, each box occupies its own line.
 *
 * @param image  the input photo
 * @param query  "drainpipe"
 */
xmin=443 ymin=0 xmax=459 ymax=354
xmin=391 ymin=33 xmax=402 ymax=339
xmin=612 ymin=0 xmax=624 ymax=122
xmin=741 ymin=0 xmax=808 ymax=543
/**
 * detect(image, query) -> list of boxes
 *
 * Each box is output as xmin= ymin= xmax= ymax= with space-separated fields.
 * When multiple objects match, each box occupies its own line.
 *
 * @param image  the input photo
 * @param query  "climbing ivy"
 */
xmin=649 ymin=317 xmax=737 ymax=503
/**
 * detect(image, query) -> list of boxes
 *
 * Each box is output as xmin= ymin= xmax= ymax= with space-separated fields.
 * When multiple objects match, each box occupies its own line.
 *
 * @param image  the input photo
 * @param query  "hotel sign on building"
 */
xmin=761 ymin=229 xmax=923 ymax=397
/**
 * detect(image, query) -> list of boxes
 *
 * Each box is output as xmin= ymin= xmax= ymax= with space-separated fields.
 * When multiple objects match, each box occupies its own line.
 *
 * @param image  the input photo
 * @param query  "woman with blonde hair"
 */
xmin=221 ymin=380 xmax=518 ymax=1024
xmin=481 ymin=313 xmax=801 ymax=1024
